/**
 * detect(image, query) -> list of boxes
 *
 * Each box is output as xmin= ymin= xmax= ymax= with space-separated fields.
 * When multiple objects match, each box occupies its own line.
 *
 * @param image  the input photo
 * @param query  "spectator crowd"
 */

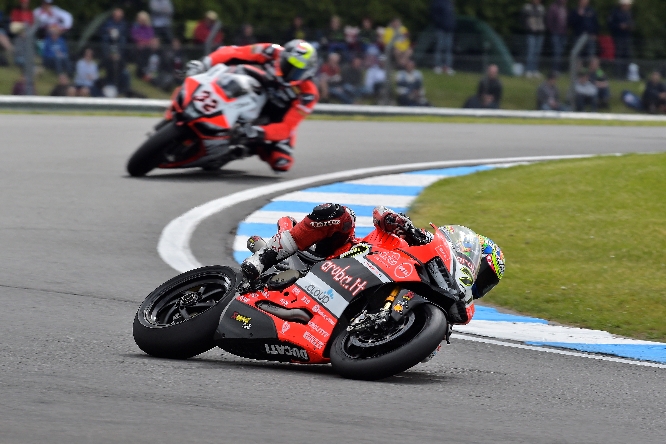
xmin=0 ymin=0 xmax=664 ymax=113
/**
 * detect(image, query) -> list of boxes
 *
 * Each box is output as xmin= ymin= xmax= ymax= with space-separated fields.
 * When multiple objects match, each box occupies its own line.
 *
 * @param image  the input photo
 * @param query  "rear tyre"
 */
xmin=330 ymin=304 xmax=447 ymax=380
xmin=127 ymin=121 xmax=188 ymax=177
xmin=133 ymin=266 xmax=239 ymax=359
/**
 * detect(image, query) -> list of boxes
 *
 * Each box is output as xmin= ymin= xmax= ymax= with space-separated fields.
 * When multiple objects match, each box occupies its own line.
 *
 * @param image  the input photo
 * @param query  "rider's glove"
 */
xmin=185 ymin=59 xmax=209 ymax=77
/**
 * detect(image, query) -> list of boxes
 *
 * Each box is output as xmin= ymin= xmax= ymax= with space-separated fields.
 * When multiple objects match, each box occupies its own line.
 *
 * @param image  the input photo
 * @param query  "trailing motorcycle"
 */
xmin=126 ymin=64 xmax=267 ymax=177
xmin=133 ymin=224 xmax=482 ymax=380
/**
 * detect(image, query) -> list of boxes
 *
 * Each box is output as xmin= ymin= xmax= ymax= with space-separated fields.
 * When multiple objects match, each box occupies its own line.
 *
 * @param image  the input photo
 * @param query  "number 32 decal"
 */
xmin=193 ymin=89 xmax=220 ymax=114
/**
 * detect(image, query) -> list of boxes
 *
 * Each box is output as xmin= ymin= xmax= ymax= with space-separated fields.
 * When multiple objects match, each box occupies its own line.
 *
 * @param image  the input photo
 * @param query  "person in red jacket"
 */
xmin=185 ymin=39 xmax=319 ymax=172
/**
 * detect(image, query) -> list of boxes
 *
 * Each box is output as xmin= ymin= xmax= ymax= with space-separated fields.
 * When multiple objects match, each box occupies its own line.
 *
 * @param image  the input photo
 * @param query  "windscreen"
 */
xmin=439 ymin=225 xmax=483 ymax=278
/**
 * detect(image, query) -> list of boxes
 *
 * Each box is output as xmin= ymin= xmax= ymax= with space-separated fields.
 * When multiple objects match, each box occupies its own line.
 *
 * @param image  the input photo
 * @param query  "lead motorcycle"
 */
xmin=126 ymin=64 xmax=267 ymax=177
xmin=133 ymin=224 xmax=482 ymax=380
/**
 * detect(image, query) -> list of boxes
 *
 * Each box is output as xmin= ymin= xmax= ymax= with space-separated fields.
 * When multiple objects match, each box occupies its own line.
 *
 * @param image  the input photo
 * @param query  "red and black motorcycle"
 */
xmin=126 ymin=64 xmax=268 ymax=177
xmin=133 ymin=224 xmax=480 ymax=380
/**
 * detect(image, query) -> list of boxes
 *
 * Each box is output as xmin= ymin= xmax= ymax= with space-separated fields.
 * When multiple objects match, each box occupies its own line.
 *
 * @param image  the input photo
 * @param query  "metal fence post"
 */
xmin=24 ymin=24 xmax=39 ymax=95
xmin=568 ymin=33 xmax=588 ymax=104
xmin=203 ymin=21 xmax=222 ymax=57
xmin=381 ymin=35 xmax=397 ymax=106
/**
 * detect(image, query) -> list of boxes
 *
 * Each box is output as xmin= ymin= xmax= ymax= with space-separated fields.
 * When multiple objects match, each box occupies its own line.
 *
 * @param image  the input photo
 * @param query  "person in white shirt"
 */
xmin=74 ymin=48 xmax=99 ymax=96
xmin=149 ymin=0 xmax=174 ymax=43
xmin=33 ymin=0 xmax=72 ymax=33
xmin=364 ymin=55 xmax=387 ymax=99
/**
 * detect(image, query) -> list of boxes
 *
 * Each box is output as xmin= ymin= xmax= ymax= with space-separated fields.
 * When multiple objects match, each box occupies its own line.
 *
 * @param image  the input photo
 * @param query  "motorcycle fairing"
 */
xmin=216 ymin=299 xmax=278 ymax=340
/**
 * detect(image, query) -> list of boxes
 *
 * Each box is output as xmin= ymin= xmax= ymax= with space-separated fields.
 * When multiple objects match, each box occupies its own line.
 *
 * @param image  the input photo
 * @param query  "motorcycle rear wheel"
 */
xmin=133 ymin=266 xmax=239 ymax=359
xmin=330 ymin=304 xmax=447 ymax=380
xmin=126 ymin=121 xmax=189 ymax=177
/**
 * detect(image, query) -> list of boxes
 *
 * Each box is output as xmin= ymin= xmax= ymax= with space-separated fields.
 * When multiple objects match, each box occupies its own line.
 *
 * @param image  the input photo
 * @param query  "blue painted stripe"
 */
xmin=306 ymin=183 xmax=424 ymax=196
xmin=355 ymin=226 xmax=375 ymax=238
xmin=260 ymin=201 xmax=406 ymax=217
xmin=237 ymin=222 xmax=278 ymax=238
xmin=474 ymin=306 xmax=548 ymax=324
xmin=526 ymin=342 xmax=666 ymax=363
xmin=407 ymin=165 xmax=494 ymax=176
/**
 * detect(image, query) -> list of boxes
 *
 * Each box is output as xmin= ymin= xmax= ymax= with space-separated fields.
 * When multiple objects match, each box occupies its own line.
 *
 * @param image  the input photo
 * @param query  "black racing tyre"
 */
xmin=330 ymin=304 xmax=447 ymax=380
xmin=133 ymin=266 xmax=239 ymax=359
xmin=126 ymin=121 xmax=188 ymax=177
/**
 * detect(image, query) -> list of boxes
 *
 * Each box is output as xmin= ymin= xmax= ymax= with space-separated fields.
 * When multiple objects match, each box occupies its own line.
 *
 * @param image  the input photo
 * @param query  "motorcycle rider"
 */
xmin=184 ymin=39 xmax=319 ymax=172
xmin=241 ymin=204 xmax=505 ymax=301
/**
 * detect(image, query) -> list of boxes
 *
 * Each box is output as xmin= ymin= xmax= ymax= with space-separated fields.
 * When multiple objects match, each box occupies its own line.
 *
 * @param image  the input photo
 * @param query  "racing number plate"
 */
xmin=192 ymin=85 xmax=223 ymax=115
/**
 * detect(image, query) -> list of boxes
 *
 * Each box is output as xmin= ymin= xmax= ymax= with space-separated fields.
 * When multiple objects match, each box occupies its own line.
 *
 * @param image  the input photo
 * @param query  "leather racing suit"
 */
xmin=203 ymin=43 xmax=319 ymax=172
xmin=241 ymin=204 xmax=505 ymax=301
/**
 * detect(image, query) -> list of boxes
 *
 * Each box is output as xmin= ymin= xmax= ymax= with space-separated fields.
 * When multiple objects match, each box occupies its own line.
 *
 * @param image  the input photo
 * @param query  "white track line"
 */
xmin=158 ymin=154 xmax=594 ymax=273
xmin=454 ymin=334 xmax=666 ymax=369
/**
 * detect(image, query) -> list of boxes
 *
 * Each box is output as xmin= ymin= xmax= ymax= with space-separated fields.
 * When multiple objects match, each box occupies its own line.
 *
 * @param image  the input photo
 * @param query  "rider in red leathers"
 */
xmin=241 ymin=204 xmax=505 ymax=302
xmin=185 ymin=40 xmax=319 ymax=172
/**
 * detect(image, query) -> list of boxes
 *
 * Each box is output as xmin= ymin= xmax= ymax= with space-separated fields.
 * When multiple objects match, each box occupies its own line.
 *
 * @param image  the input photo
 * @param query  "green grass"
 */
xmin=422 ymin=70 xmax=646 ymax=113
xmin=409 ymin=153 xmax=666 ymax=341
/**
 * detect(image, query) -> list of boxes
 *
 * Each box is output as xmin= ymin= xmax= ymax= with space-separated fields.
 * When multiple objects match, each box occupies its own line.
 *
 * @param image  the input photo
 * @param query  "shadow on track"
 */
xmin=124 ymin=353 xmax=456 ymax=384
xmin=123 ymin=169 xmax=280 ymax=184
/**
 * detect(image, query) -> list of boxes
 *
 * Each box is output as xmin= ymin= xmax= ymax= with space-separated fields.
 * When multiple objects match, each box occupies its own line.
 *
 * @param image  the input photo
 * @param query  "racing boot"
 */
xmin=240 ymin=230 xmax=299 ymax=280
xmin=372 ymin=206 xmax=433 ymax=246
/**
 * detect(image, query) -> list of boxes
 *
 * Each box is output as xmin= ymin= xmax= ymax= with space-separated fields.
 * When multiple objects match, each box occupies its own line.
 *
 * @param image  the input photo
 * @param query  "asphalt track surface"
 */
xmin=1 ymin=114 xmax=665 ymax=444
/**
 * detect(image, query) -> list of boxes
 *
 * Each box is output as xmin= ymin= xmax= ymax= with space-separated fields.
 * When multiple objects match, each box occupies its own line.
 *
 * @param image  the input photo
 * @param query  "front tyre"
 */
xmin=133 ymin=266 xmax=239 ymax=359
xmin=330 ymin=304 xmax=447 ymax=380
xmin=126 ymin=121 xmax=188 ymax=177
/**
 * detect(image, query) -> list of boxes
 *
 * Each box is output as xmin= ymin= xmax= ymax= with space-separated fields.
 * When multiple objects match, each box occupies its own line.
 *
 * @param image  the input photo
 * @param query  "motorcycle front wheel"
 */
xmin=330 ymin=304 xmax=448 ymax=380
xmin=126 ymin=121 xmax=190 ymax=177
xmin=133 ymin=266 xmax=239 ymax=359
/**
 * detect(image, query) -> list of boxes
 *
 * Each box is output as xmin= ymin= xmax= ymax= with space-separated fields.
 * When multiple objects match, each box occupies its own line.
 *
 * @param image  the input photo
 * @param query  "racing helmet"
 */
xmin=279 ymin=40 xmax=318 ymax=83
xmin=472 ymin=237 xmax=505 ymax=299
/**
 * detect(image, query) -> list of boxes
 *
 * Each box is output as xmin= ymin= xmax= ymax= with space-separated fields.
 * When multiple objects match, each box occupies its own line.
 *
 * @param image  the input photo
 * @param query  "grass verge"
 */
xmin=409 ymin=153 xmax=666 ymax=341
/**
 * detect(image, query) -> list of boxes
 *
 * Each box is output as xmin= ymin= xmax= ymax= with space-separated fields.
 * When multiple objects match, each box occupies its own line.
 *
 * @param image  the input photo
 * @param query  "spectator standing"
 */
xmin=42 ymin=25 xmax=70 ymax=74
xmin=383 ymin=18 xmax=411 ymax=68
xmin=318 ymin=52 xmax=343 ymax=103
xmin=10 ymin=0 xmax=34 ymax=25
xmin=546 ymin=0 xmax=568 ymax=73
xmin=149 ymin=0 xmax=173 ymax=43
xmin=74 ymin=48 xmax=99 ymax=96
xmin=430 ymin=0 xmax=456 ymax=75
xmin=523 ymin=0 xmax=546 ymax=78
xmin=235 ymin=24 xmax=256 ymax=46
xmin=537 ymin=71 xmax=567 ymax=110
xmin=569 ymin=0 xmax=598 ymax=59
xmin=162 ymin=37 xmax=184 ymax=88
xmin=642 ymin=71 xmax=666 ymax=114
xmin=358 ymin=18 xmax=377 ymax=54
xmin=100 ymin=8 xmax=128 ymax=60
xmin=50 ymin=73 xmax=76 ymax=96
xmin=608 ymin=0 xmax=634 ymax=76
xmin=132 ymin=11 xmax=154 ymax=49
xmin=464 ymin=64 xmax=503 ymax=109
xmin=364 ymin=54 xmax=387 ymax=101
xmin=574 ymin=69 xmax=598 ymax=111
xmin=33 ymin=0 xmax=72 ymax=34
xmin=286 ymin=16 xmax=307 ymax=42
xmin=396 ymin=60 xmax=430 ymax=106
xmin=588 ymin=57 xmax=609 ymax=108
xmin=321 ymin=15 xmax=347 ymax=56
xmin=193 ymin=11 xmax=223 ymax=46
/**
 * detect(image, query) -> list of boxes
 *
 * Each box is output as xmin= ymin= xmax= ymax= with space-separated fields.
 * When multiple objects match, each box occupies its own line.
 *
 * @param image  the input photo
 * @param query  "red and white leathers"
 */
xmin=203 ymin=43 xmax=319 ymax=172
xmin=240 ymin=204 xmax=431 ymax=280
xmin=241 ymin=204 xmax=505 ymax=301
